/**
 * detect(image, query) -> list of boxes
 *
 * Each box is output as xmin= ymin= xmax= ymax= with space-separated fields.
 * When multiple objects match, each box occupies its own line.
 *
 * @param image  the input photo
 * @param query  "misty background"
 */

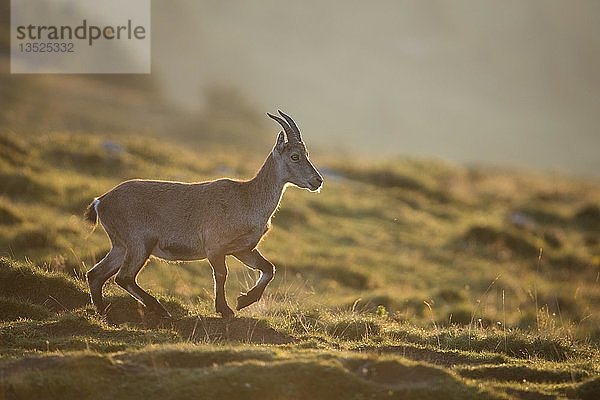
xmin=1 ymin=0 xmax=599 ymax=177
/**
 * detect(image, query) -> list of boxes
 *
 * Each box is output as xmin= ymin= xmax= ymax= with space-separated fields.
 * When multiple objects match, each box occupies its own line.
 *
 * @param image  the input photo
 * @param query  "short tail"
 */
xmin=84 ymin=198 xmax=100 ymax=226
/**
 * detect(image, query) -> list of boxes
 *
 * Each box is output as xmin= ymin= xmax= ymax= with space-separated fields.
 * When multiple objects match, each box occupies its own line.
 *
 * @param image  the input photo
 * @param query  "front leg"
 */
xmin=208 ymin=253 xmax=234 ymax=318
xmin=233 ymin=249 xmax=275 ymax=310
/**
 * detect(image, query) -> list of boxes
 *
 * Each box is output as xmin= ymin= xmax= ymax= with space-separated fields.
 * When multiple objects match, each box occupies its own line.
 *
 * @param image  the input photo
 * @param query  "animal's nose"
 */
xmin=314 ymin=176 xmax=323 ymax=186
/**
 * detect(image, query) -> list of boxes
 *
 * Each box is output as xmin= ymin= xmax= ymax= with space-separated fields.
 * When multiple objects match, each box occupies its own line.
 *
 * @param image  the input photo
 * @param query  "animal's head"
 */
xmin=268 ymin=110 xmax=323 ymax=192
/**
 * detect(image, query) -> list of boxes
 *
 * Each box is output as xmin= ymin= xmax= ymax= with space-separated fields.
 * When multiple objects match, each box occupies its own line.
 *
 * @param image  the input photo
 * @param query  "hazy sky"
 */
xmin=151 ymin=1 xmax=600 ymax=177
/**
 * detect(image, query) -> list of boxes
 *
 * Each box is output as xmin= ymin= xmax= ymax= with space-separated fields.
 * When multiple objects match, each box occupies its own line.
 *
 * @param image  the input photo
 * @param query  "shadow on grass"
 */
xmin=1 ymin=257 xmax=294 ymax=347
xmin=172 ymin=315 xmax=293 ymax=344
xmin=102 ymin=295 xmax=293 ymax=345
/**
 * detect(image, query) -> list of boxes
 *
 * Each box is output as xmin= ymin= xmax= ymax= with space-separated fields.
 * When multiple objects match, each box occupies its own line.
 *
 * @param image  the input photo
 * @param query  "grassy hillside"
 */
xmin=1 ymin=130 xmax=599 ymax=399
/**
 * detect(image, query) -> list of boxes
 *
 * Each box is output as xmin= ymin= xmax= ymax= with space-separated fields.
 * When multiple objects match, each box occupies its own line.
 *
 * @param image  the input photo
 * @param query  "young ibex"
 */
xmin=84 ymin=110 xmax=323 ymax=318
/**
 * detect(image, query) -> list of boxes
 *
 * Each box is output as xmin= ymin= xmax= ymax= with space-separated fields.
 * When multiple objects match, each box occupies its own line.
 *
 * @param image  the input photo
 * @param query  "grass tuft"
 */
xmin=0 ymin=296 xmax=52 ymax=321
xmin=387 ymin=324 xmax=574 ymax=361
xmin=0 ymin=128 xmax=598 ymax=399
xmin=325 ymin=317 xmax=381 ymax=341
xmin=0 ymin=257 xmax=89 ymax=311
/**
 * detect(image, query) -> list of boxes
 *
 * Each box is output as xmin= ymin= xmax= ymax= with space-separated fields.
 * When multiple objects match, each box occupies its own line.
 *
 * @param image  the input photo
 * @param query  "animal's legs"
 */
xmin=86 ymin=245 xmax=125 ymax=314
xmin=233 ymin=249 xmax=275 ymax=310
xmin=208 ymin=253 xmax=234 ymax=318
xmin=115 ymin=240 xmax=171 ymax=318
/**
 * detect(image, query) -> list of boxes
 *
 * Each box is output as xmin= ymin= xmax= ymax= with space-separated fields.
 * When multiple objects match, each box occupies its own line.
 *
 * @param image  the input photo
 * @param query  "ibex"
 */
xmin=84 ymin=110 xmax=323 ymax=318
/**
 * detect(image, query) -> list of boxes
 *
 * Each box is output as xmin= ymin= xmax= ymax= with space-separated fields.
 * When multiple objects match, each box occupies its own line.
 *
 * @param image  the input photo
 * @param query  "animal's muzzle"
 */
xmin=309 ymin=176 xmax=324 ymax=191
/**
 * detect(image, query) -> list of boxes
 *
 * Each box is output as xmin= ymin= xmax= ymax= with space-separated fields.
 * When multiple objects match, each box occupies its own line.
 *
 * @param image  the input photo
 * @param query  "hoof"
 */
xmin=143 ymin=309 xmax=173 ymax=328
xmin=148 ymin=305 xmax=172 ymax=320
xmin=95 ymin=303 xmax=109 ymax=317
xmin=236 ymin=293 xmax=255 ymax=310
xmin=218 ymin=307 xmax=235 ymax=318
xmin=217 ymin=310 xmax=235 ymax=318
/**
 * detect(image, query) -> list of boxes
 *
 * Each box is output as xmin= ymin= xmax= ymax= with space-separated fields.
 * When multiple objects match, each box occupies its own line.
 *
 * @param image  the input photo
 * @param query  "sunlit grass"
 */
xmin=1 ymin=129 xmax=599 ymax=399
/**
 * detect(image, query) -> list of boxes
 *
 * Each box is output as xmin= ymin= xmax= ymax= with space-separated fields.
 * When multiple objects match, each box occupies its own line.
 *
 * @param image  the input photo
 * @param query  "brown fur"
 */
xmin=85 ymin=111 xmax=323 ymax=318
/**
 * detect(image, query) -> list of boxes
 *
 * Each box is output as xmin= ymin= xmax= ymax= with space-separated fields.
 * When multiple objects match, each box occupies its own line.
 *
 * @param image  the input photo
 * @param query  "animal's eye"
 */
xmin=291 ymin=154 xmax=300 ymax=162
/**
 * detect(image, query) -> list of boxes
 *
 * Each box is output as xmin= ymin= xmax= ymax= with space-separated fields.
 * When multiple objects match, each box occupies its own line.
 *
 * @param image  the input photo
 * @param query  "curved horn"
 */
xmin=267 ymin=112 xmax=297 ymax=142
xmin=278 ymin=110 xmax=302 ymax=142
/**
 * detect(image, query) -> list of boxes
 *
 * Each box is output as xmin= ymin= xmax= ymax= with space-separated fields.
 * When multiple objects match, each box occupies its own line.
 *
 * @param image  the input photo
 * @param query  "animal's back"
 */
xmin=96 ymin=178 xmax=247 ymax=241
xmin=98 ymin=180 xmax=203 ymax=234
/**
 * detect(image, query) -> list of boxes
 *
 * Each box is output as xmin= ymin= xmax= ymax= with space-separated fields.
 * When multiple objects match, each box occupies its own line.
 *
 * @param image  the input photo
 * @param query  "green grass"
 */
xmin=1 ymin=129 xmax=599 ymax=399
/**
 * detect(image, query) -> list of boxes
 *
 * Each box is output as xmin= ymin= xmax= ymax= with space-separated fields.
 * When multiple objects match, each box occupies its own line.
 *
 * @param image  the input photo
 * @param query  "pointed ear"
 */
xmin=274 ymin=131 xmax=286 ymax=153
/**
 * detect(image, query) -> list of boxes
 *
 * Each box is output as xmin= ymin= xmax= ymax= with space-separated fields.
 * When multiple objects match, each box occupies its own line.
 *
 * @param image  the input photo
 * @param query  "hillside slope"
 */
xmin=1 ymin=130 xmax=599 ymax=399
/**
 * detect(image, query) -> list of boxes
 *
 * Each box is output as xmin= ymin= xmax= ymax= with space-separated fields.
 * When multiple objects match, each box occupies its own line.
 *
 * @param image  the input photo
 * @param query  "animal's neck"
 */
xmin=248 ymin=152 xmax=286 ymax=219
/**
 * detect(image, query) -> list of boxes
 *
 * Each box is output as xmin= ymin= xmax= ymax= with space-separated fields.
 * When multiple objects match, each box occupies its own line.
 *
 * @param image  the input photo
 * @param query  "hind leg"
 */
xmin=87 ymin=245 xmax=125 ymax=314
xmin=114 ymin=240 xmax=171 ymax=318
